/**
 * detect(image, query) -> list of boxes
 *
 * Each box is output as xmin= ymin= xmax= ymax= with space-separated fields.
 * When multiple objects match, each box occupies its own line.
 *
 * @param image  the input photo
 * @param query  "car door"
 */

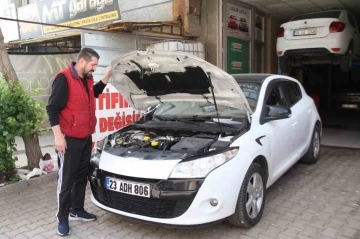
xmin=281 ymin=81 xmax=311 ymax=155
xmin=260 ymin=81 xmax=298 ymax=176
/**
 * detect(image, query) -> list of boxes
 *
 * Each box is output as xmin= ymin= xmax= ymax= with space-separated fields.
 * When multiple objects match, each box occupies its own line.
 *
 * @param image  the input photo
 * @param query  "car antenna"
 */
xmin=206 ymin=71 xmax=223 ymax=136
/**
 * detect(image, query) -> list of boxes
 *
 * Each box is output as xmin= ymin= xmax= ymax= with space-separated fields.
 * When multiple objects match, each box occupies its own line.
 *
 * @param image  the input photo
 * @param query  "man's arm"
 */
xmin=46 ymin=74 xmax=68 ymax=153
xmin=94 ymin=81 xmax=106 ymax=98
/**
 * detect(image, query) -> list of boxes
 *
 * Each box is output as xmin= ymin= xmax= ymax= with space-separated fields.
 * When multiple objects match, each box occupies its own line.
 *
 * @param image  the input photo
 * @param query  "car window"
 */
xmin=290 ymin=11 xmax=341 ymax=21
xmin=282 ymin=82 xmax=302 ymax=107
xmin=265 ymin=85 xmax=287 ymax=107
xmin=237 ymin=83 xmax=260 ymax=111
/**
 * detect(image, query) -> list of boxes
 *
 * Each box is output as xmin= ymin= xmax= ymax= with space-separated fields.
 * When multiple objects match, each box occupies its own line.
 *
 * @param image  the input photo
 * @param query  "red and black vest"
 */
xmin=57 ymin=66 xmax=97 ymax=139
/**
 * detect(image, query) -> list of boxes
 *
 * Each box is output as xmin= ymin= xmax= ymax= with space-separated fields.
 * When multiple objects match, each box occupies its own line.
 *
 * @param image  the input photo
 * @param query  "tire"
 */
xmin=340 ymin=44 xmax=353 ymax=72
xmin=300 ymin=126 xmax=321 ymax=164
xmin=228 ymin=163 xmax=266 ymax=228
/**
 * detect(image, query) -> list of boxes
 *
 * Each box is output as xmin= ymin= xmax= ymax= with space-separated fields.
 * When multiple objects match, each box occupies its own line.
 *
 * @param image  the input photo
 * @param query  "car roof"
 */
xmin=231 ymin=74 xmax=272 ymax=84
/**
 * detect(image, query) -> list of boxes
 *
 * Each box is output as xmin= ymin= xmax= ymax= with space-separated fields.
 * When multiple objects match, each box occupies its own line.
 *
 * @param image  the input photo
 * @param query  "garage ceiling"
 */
xmin=240 ymin=0 xmax=360 ymax=20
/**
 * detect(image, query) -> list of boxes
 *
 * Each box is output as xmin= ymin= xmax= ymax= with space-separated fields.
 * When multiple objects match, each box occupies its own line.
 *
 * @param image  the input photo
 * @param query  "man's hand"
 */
xmin=101 ymin=65 xmax=112 ymax=84
xmin=52 ymin=125 xmax=66 ymax=154
xmin=106 ymin=65 xmax=112 ymax=78
xmin=55 ymin=135 xmax=67 ymax=154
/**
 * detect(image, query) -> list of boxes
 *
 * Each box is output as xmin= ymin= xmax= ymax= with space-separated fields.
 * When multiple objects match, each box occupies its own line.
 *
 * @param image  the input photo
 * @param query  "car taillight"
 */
xmin=330 ymin=22 xmax=345 ymax=33
xmin=277 ymin=27 xmax=284 ymax=37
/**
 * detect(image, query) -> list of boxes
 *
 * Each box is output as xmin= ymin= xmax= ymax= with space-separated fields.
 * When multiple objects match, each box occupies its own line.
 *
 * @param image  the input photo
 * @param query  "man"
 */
xmin=46 ymin=48 xmax=111 ymax=236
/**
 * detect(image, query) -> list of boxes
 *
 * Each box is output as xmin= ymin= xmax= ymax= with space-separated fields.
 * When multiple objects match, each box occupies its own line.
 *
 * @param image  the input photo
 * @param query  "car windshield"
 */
xmin=237 ymin=83 xmax=260 ymax=111
xmin=290 ymin=10 xmax=341 ymax=21
xmin=153 ymin=102 xmax=248 ymax=119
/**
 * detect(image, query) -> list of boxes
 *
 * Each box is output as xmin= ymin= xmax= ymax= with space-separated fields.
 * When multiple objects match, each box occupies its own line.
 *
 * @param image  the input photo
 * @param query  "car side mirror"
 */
xmin=264 ymin=105 xmax=292 ymax=123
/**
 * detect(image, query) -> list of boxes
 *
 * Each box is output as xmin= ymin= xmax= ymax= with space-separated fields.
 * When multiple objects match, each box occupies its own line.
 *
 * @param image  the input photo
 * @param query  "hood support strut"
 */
xmin=206 ymin=72 xmax=223 ymax=136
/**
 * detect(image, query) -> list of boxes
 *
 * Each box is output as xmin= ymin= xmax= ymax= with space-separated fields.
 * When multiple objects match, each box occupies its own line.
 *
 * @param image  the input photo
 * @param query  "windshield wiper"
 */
xmin=209 ymin=120 xmax=241 ymax=129
xmin=184 ymin=115 xmax=241 ymax=129
xmin=152 ymin=115 xmax=199 ymax=126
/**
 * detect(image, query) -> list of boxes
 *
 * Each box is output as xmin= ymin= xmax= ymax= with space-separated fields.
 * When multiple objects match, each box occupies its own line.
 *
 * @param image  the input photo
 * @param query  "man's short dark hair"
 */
xmin=78 ymin=48 xmax=100 ymax=62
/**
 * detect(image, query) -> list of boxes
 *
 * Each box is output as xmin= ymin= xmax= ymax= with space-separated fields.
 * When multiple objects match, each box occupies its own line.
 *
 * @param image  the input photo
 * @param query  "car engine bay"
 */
xmin=103 ymin=123 xmax=247 ymax=160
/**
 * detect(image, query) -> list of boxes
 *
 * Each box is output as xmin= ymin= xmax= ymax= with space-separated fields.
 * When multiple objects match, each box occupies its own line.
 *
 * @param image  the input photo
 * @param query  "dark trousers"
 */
xmin=56 ymin=135 xmax=92 ymax=221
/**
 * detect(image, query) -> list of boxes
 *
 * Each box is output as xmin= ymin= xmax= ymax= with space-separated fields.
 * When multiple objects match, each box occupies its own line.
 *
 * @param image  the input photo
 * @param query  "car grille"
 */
xmin=91 ymin=183 xmax=193 ymax=219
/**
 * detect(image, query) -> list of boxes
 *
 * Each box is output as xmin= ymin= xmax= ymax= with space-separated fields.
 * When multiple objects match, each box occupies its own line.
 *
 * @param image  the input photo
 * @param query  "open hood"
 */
xmin=110 ymin=50 xmax=252 ymax=114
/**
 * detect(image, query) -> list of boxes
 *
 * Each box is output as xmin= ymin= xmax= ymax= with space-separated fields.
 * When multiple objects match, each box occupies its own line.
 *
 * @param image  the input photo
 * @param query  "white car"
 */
xmin=277 ymin=10 xmax=360 ymax=73
xmin=89 ymin=51 xmax=322 ymax=228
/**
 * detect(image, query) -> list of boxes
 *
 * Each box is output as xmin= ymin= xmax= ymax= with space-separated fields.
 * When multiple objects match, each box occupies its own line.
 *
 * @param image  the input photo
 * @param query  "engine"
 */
xmin=105 ymin=130 xmax=232 ymax=156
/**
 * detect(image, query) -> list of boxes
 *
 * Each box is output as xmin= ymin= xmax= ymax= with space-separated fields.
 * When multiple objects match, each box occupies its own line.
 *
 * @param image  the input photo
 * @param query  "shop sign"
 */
xmin=18 ymin=0 xmax=120 ymax=40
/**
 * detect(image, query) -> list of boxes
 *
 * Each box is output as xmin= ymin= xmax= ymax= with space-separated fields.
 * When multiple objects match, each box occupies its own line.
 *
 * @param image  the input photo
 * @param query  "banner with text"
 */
xmin=17 ymin=0 xmax=120 ymax=39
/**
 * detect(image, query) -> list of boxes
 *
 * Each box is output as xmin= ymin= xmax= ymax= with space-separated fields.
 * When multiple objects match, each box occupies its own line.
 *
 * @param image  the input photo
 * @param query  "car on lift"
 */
xmin=88 ymin=51 xmax=322 ymax=228
xmin=276 ymin=10 xmax=360 ymax=73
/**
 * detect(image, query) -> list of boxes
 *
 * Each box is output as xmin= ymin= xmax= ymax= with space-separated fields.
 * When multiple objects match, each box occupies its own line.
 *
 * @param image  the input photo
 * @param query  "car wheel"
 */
xmin=228 ymin=163 xmax=266 ymax=228
xmin=300 ymin=126 xmax=321 ymax=164
xmin=340 ymin=44 xmax=353 ymax=72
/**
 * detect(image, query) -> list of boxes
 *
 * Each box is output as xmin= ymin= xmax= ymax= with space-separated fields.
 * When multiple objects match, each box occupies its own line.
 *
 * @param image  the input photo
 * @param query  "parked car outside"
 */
xmin=89 ymin=51 xmax=322 ymax=228
xmin=277 ymin=10 xmax=360 ymax=73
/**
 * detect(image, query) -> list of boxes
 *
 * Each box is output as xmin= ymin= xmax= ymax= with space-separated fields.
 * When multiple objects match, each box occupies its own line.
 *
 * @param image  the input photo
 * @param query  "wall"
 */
xmin=199 ymin=0 xmax=220 ymax=67
xmin=264 ymin=17 xmax=284 ymax=74
xmin=118 ymin=0 xmax=174 ymax=21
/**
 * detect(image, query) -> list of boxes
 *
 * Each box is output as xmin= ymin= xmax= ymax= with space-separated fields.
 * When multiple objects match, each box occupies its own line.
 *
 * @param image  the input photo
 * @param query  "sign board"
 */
xmin=0 ymin=3 xmax=19 ymax=42
xmin=226 ymin=2 xmax=250 ymax=38
xmin=227 ymin=36 xmax=249 ymax=74
xmin=18 ymin=0 xmax=120 ymax=40
xmin=255 ymin=13 xmax=264 ymax=42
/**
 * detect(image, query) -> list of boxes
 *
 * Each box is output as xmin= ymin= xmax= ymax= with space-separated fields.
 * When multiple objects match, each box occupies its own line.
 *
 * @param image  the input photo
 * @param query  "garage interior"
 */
xmin=242 ymin=0 xmax=360 ymax=148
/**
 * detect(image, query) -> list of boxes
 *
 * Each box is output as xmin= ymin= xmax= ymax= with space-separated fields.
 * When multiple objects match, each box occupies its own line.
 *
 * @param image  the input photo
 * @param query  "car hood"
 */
xmin=110 ymin=50 xmax=252 ymax=113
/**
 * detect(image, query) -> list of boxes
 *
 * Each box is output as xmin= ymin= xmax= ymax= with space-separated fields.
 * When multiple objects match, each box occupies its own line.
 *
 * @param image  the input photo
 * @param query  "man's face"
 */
xmin=80 ymin=56 xmax=98 ymax=76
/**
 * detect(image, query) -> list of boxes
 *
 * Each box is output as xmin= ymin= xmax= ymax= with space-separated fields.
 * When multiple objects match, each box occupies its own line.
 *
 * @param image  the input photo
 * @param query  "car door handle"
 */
xmin=307 ymin=109 xmax=312 ymax=114
xmin=291 ymin=122 xmax=297 ymax=127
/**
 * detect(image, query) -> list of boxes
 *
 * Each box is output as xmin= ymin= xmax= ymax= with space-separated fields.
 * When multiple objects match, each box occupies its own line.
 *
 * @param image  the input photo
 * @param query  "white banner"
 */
xmin=92 ymin=84 xmax=142 ymax=144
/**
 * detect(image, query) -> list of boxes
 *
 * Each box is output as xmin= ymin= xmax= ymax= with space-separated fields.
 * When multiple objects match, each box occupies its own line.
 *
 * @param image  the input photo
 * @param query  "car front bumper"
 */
xmin=88 ymin=151 xmax=249 ymax=226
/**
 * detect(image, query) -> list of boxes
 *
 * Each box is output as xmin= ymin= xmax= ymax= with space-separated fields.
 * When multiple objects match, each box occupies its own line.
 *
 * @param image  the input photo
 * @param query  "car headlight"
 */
xmin=90 ymin=137 xmax=107 ymax=168
xmin=169 ymin=148 xmax=239 ymax=179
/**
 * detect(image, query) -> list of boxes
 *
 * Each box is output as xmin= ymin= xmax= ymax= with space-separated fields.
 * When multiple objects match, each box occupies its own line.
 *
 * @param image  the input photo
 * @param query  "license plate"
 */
xmin=293 ymin=28 xmax=317 ymax=36
xmin=106 ymin=177 xmax=151 ymax=198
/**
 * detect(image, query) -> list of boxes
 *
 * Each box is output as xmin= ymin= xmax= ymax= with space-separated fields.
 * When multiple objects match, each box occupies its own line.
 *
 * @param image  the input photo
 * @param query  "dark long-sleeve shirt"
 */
xmin=46 ymin=73 xmax=106 ymax=127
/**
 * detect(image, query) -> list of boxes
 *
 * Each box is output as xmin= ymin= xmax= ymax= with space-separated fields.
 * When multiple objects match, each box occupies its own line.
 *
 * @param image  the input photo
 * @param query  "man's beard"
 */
xmin=83 ymin=68 xmax=94 ymax=77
